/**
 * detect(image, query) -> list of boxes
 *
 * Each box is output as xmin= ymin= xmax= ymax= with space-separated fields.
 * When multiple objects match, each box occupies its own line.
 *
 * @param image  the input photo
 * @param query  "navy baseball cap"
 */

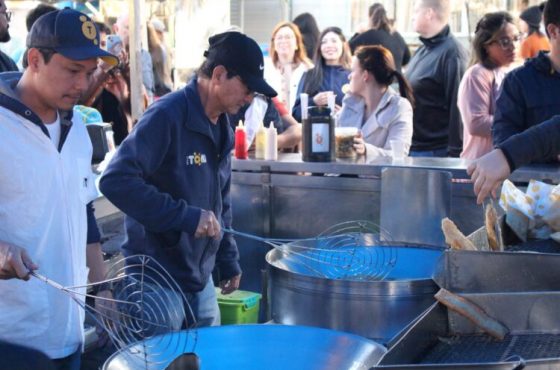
xmin=205 ymin=32 xmax=276 ymax=97
xmin=26 ymin=8 xmax=118 ymax=66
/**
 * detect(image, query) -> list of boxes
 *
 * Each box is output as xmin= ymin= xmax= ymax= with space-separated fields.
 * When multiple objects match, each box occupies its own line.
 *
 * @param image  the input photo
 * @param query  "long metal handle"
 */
xmin=224 ymin=228 xmax=297 ymax=244
xmin=30 ymin=271 xmax=67 ymax=291
xmin=30 ymin=271 xmax=132 ymax=305
xmin=223 ymin=228 xmax=267 ymax=243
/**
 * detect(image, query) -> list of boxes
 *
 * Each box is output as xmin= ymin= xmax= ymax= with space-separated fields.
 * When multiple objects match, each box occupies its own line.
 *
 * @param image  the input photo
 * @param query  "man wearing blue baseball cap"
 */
xmin=0 ymin=8 xmax=117 ymax=369
xmin=100 ymin=31 xmax=276 ymax=327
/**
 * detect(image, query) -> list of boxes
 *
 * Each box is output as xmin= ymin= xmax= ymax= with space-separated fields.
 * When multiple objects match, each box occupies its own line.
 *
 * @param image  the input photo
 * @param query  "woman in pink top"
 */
xmin=458 ymin=12 xmax=518 ymax=160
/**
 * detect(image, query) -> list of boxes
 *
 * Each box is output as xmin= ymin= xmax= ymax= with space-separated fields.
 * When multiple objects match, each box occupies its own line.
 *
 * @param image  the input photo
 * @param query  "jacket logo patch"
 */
xmin=186 ymin=152 xmax=207 ymax=166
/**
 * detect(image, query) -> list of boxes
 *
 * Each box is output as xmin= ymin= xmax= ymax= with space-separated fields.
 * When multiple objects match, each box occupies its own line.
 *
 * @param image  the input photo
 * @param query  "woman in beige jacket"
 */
xmin=337 ymin=45 xmax=414 ymax=158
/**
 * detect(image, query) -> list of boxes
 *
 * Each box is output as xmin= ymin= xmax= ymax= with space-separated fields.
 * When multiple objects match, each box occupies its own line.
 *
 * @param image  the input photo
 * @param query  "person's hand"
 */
xmin=195 ymin=210 xmax=221 ymax=239
xmin=118 ymin=49 xmax=129 ymax=67
xmin=353 ymin=132 xmax=366 ymax=155
xmin=93 ymin=289 xmax=116 ymax=348
xmin=104 ymin=72 xmax=129 ymax=103
xmin=467 ymin=149 xmax=511 ymax=205
xmin=312 ymin=92 xmax=334 ymax=106
xmin=219 ymin=274 xmax=241 ymax=294
xmin=277 ymin=123 xmax=302 ymax=149
xmin=0 ymin=242 xmax=38 ymax=280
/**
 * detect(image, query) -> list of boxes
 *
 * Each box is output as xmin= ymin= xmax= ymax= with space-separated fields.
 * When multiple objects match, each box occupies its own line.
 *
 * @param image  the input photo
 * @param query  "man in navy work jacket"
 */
xmin=99 ymin=31 xmax=276 ymax=326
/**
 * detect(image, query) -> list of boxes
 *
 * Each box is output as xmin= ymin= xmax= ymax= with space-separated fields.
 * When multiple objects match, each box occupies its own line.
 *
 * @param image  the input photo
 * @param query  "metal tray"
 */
xmin=374 ymin=293 xmax=560 ymax=369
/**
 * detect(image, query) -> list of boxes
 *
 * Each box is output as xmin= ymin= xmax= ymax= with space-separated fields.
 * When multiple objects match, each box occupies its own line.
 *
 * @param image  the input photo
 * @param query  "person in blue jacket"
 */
xmin=292 ymin=26 xmax=351 ymax=121
xmin=492 ymin=0 xmax=560 ymax=156
xmin=99 ymin=31 xmax=276 ymax=327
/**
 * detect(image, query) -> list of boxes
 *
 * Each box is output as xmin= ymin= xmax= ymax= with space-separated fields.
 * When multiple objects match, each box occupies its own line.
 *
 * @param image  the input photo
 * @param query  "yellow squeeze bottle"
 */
xmin=255 ymin=121 xmax=267 ymax=159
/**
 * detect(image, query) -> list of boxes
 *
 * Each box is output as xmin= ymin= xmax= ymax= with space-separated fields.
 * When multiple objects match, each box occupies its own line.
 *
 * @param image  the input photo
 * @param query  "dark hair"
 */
xmin=26 ymin=4 xmax=57 ymax=32
xmin=470 ymin=11 xmax=514 ymax=68
xmin=543 ymin=0 xmax=560 ymax=37
xmin=22 ymin=48 xmax=56 ymax=69
xmin=355 ymin=45 xmax=414 ymax=107
xmin=369 ymin=3 xmax=392 ymax=33
xmin=293 ymin=13 xmax=320 ymax=37
xmin=520 ymin=5 xmax=544 ymax=35
xmin=292 ymin=13 xmax=320 ymax=60
xmin=368 ymin=3 xmax=383 ymax=18
xmin=302 ymin=27 xmax=352 ymax=96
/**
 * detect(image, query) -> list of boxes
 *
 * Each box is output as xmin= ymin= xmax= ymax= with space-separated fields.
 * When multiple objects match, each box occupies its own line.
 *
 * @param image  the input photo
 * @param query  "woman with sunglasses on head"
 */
xmin=292 ymin=27 xmax=352 ymax=122
xmin=458 ymin=11 xmax=518 ymax=160
xmin=336 ymin=45 xmax=414 ymax=158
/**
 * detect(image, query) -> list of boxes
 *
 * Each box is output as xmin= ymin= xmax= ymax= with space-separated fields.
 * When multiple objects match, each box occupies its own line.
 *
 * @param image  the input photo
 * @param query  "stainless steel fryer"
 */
xmin=374 ymin=292 xmax=560 ymax=369
xmin=373 ymin=249 xmax=560 ymax=369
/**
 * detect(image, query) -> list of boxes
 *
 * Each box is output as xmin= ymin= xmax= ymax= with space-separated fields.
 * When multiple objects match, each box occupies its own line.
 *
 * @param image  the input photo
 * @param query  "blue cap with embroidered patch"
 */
xmin=26 ymin=8 xmax=118 ymax=66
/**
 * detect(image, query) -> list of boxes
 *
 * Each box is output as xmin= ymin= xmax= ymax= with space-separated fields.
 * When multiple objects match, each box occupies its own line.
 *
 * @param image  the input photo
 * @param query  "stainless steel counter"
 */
xmin=230 ymin=154 xmax=560 ymax=300
xmin=233 ymin=153 xmax=560 ymax=183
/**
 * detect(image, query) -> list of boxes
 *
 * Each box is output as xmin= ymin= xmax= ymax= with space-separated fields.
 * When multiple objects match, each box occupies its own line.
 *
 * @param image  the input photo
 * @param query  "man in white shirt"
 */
xmin=0 ymin=8 xmax=118 ymax=370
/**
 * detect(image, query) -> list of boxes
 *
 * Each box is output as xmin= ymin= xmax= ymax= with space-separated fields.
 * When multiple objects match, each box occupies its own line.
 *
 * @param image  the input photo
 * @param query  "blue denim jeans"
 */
xmin=408 ymin=148 xmax=448 ymax=157
xmin=52 ymin=347 xmax=81 ymax=370
xmin=185 ymin=277 xmax=220 ymax=327
xmin=136 ymin=277 xmax=220 ymax=336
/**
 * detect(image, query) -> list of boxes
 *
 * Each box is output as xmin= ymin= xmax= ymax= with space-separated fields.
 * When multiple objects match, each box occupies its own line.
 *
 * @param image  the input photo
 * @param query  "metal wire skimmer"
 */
xmin=31 ymin=254 xmax=198 ymax=369
xmin=226 ymin=220 xmax=397 ymax=281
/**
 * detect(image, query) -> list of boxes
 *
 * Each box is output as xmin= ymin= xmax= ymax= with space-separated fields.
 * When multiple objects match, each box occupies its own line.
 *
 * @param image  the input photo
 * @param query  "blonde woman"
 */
xmin=265 ymin=22 xmax=313 ymax=111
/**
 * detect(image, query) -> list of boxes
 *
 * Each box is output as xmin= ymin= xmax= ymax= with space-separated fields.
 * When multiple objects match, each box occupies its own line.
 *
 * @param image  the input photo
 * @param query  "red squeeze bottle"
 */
xmin=234 ymin=120 xmax=248 ymax=159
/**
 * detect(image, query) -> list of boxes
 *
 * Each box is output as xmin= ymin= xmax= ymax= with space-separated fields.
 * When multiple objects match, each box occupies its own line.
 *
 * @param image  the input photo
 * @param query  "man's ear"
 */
xmin=25 ymin=48 xmax=42 ymax=71
xmin=211 ymin=65 xmax=227 ymax=84
xmin=547 ymin=23 xmax=560 ymax=40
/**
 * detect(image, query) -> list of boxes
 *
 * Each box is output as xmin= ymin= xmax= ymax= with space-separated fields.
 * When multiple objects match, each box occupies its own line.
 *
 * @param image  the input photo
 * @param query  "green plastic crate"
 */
xmin=215 ymin=288 xmax=262 ymax=325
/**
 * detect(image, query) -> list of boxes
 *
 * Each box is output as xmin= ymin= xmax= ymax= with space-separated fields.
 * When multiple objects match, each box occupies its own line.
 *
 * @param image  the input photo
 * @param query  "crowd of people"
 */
xmin=0 ymin=0 xmax=559 ymax=369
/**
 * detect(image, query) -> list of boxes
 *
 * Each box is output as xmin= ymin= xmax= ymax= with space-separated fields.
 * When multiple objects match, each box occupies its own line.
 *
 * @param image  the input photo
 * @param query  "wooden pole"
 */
xmin=128 ymin=0 xmax=144 ymax=123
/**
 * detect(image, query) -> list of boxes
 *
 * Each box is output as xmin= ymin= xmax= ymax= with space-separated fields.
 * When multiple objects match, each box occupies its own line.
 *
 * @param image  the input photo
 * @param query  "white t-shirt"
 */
xmin=45 ymin=113 xmax=61 ymax=148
